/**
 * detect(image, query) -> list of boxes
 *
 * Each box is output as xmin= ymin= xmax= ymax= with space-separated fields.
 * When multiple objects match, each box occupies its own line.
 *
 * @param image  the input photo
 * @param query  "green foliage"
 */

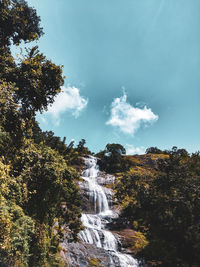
xmin=116 ymin=148 xmax=200 ymax=266
xmin=14 ymin=46 xmax=64 ymax=113
xmin=146 ymin=146 xmax=164 ymax=154
xmin=32 ymin=123 xmax=85 ymax=168
xmin=0 ymin=160 xmax=35 ymax=266
xmin=77 ymin=138 xmax=86 ymax=151
xmin=76 ymin=138 xmax=91 ymax=156
xmin=96 ymin=143 xmax=129 ymax=173
xmin=0 ymin=0 xmax=43 ymax=47
xmin=15 ymin=142 xmax=82 ymax=227
xmin=0 ymin=82 xmax=25 ymax=147
xmin=130 ymin=231 xmax=149 ymax=254
xmin=0 ymin=1 xmax=82 ymax=266
xmin=10 ymin=213 xmax=35 ymax=266
xmin=105 ymin=143 xmax=126 ymax=156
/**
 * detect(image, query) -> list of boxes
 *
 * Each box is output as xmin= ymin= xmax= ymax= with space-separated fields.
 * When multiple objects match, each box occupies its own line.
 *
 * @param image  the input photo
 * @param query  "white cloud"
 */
xmin=106 ymin=92 xmax=158 ymax=135
xmin=46 ymin=86 xmax=88 ymax=120
xmin=126 ymin=144 xmax=146 ymax=155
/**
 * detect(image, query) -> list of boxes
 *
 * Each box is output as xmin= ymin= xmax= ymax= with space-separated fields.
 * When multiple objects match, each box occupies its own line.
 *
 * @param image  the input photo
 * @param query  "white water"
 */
xmin=79 ymin=156 xmax=139 ymax=267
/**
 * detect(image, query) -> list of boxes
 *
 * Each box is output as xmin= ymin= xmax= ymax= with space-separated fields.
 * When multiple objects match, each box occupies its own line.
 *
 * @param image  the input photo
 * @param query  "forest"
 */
xmin=98 ymin=146 xmax=200 ymax=266
xmin=0 ymin=1 xmax=200 ymax=266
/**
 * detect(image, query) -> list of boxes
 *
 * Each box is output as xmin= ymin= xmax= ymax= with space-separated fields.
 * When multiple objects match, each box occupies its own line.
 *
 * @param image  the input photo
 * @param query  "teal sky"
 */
xmin=26 ymin=0 xmax=200 ymax=154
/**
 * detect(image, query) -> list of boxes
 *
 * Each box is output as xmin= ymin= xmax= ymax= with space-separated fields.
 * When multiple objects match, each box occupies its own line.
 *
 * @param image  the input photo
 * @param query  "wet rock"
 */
xmin=61 ymin=241 xmax=115 ymax=267
xmin=96 ymin=173 xmax=115 ymax=186
xmin=111 ymin=229 xmax=137 ymax=253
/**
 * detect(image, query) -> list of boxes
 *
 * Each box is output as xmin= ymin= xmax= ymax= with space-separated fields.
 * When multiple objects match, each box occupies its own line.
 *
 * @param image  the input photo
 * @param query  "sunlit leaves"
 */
xmin=116 ymin=150 xmax=200 ymax=266
xmin=0 ymin=0 xmax=43 ymax=47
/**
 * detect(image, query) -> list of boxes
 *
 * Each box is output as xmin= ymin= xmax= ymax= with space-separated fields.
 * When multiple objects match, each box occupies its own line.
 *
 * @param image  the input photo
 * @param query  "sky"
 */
xmin=26 ymin=0 xmax=200 ymax=154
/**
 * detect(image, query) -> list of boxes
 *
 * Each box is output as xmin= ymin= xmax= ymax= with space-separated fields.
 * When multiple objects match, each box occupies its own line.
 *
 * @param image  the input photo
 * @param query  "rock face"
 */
xmin=61 ymin=156 xmax=139 ymax=267
xmin=61 ymin=242 xmax=115 ymax=267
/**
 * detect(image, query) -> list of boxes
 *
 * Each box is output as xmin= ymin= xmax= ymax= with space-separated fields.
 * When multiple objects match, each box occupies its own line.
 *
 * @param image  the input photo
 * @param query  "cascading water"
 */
xmin=79 ymin=156 xmax=139 ymax=267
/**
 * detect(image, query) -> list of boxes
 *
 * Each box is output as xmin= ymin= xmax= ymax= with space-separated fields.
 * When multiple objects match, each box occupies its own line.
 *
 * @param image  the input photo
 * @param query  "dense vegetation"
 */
xmin=0 ymin=1 xmax=86 ymax=266
xmin=109 ymin=147 xmax=200 ymax=267
xmin=96 ymin=143 xmax=131 ymax=173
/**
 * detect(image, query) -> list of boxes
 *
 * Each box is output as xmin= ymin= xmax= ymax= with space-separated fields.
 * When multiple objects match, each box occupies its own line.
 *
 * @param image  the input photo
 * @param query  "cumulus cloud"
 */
xmin=106 ymin=92 xmax=158 ymax=135
xmin=126 ymin=144 xmax=146 ymax=155
xmin=46 ymin=86 xmax=88 ymax=119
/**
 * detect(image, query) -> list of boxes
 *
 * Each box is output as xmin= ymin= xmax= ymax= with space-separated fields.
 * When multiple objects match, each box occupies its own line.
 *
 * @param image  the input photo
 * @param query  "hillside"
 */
xmin=106 ymin=149 xmax=200 ymax=267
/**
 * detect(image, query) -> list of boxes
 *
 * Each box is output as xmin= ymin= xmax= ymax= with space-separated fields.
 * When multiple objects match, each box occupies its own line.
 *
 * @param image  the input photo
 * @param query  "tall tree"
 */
xmin=0 ymin=1 xmax=82 ymax=266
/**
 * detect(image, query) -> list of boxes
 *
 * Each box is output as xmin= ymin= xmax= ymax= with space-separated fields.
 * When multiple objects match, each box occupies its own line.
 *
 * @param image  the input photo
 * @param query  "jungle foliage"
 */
xmin=0 ymin=1 xmax=84 ymax=266
xmin=96 ymin=143 xmax=131 ymax=173
xmin=115 ymin=147 xmax=200 ymax=266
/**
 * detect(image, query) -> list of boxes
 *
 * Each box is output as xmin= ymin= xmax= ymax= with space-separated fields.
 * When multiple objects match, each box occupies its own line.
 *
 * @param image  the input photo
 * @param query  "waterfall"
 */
xmin=79 ymin=156 xmax=139 ymax=267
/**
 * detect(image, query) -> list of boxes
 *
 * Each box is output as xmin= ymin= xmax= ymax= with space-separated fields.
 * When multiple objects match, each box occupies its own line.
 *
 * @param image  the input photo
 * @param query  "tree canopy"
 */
xmin=0 ymin=1 xmax=82 ymax=266
xmin=115 ymin=148 xmax=200 ymax=266
xmin=0 ymin=0 xmax=43 ymax=47
xmin=96 ymin=143 xmax=130 ymax=173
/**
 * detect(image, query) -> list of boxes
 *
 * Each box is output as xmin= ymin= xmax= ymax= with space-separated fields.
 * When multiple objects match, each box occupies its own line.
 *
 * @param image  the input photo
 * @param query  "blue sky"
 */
xmin=26 ymin=0 xmax=200 ymax=154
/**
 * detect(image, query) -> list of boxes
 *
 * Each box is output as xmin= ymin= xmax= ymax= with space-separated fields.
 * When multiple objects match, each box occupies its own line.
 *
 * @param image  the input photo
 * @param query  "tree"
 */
xmin=0 ymin=1 xmax=83 ymax=266
xmin=77 ymin=139 xmax=86 ymax=152
xmin=0 ymin=1 xmax=64 ymax=116
xmin=106 ymin=143 xmax=126 ymax=156
xmin=146 ymin=147 xmax=163 ymax=154
xmin=14 ymin=46 xmax=64 ymax=114
xmin=76 ymin=139 xmax=91 ymax=156
xmin=97 ymin=143 xmax=128 ymax=173
xmin=116 ymin=148 xmax=200 ymax=266
xmin=0 ymin=81 xmax=25 ymax=149
xmin=0 ymin=0 xmax=43 ymax=47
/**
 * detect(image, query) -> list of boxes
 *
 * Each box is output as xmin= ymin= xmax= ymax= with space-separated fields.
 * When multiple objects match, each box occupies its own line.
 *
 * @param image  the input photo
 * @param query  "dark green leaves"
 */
xmin=0 ymin=0 xmax=43 ymax=47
